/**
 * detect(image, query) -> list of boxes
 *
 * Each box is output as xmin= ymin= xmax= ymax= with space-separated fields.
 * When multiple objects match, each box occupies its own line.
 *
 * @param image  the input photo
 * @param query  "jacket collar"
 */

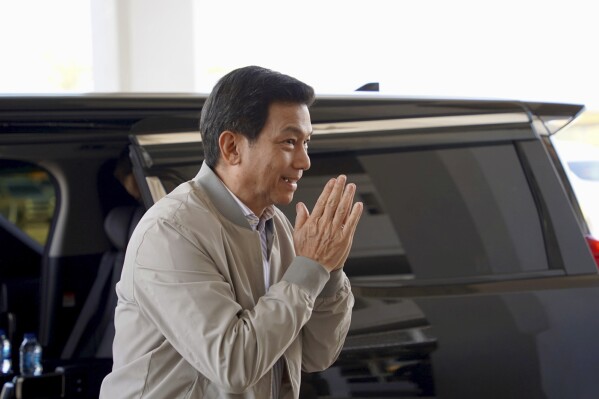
xmin=193 ymin=163 xmax=252 ymax=229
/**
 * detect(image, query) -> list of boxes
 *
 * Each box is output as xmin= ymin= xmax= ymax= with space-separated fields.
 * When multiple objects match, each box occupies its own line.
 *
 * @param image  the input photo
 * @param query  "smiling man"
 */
xmin=100 ymin=66 xmax=363 ymax=399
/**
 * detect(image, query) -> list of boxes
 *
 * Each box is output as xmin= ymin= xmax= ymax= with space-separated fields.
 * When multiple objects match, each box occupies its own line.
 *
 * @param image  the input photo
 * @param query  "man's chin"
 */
xmin=274 ymin=194 xmax=294 ymax=207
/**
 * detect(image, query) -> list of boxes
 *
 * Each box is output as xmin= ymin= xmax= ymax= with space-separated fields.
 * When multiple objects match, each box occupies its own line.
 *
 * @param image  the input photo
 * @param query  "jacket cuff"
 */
xmin=318 ymin=269 xmax=345 ymax=298
xmin=282 ymin=256 xmax=330 ymax=298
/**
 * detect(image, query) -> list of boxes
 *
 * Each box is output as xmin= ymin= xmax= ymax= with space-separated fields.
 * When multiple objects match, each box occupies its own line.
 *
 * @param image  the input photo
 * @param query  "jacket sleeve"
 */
xmin=298 ymin=268 xmax=354 ymax=372
xmin=131 ymin=217 xmax=331 ymax=394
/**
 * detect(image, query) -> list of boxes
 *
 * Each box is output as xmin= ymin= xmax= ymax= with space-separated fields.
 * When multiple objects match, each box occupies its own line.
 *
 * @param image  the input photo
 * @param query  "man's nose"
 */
xmin=295 ymin=146 xmax=311 ymax=171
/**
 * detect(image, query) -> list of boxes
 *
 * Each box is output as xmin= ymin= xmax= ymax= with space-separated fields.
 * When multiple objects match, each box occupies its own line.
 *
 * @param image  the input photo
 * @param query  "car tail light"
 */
xmin=586 ymin=235 xmax=599 ymax=268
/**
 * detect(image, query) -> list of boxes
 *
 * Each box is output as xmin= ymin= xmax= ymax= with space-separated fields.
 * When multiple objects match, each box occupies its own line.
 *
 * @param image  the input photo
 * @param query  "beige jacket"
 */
xmin=99 ymin=164 xmax=354 ymax=398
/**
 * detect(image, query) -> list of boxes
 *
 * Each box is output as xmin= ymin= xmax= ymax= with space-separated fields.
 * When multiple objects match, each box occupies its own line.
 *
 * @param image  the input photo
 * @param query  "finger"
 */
xmin=332 ymin=183 xmax=356 ymax=230
xmin=294 ymin=202 xmax=310 ymax=230
xmin=309 ymin=178 xmax=336 ymax=219
xmin=343 ymin=201 xmax=364 ymax=236
xmin=320 ymin=175 xmax=347 ymax=223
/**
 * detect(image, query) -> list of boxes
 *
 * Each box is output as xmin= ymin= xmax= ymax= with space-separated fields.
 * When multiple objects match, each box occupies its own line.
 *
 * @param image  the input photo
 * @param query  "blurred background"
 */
xmin=0 ymin=0 xmax=597 ymax=105
xmin=1 ymin=0 xmax=598 ymax=236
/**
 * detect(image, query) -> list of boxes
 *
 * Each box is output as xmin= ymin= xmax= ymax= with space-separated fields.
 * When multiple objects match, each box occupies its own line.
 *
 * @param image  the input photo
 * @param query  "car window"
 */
xmin=133 ymin=139 xmax=554 ymax=282
xmin=279 ymin=143 xmax=551 ymax=281
xmin=0 ymin=161 xmax=56 ymax=246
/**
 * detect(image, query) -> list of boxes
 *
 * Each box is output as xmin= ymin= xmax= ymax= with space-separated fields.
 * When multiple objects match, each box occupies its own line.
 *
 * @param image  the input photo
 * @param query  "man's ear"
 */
xmin=218 ymin=131 xmax=242 ymax=165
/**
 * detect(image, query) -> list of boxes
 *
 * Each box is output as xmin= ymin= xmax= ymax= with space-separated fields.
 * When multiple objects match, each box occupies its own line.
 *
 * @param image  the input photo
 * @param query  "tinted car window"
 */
xmin=280 ymin=143 xmax=551 ymax=281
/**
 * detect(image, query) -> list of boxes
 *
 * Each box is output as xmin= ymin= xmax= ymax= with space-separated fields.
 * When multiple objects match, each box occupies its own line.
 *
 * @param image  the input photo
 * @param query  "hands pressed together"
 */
xmin=293 ymin=175 xmax=364 ymax=272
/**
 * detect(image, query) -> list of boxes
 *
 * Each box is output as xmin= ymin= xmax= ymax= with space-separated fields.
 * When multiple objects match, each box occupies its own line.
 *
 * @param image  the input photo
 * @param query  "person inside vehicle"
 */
xmin=99 ymin=66 xmax=363 ymax=398
xmin=113 ymin=148 xmax=142 ymax=203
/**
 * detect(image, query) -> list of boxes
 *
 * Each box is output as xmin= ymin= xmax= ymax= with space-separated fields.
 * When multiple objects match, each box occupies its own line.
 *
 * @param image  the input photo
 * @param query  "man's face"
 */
xmin=236 ymin=102 xmax=312 ymax=216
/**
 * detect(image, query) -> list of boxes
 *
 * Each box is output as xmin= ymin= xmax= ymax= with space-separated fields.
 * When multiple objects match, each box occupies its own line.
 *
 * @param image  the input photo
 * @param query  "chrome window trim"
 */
xmin=145 ymin=176 xmax=167 ymax=203
xmin=134 ymin=112 xmax=530 ymax=146
xmin=312 ymin=112 xmax=529 ymax=135
xmin=135 ymin=132 xmax=202 ymax=146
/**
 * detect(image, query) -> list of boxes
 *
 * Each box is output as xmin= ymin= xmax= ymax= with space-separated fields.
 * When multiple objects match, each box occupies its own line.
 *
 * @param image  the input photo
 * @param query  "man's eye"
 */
xmin=285 ymin=139 xmax=296 ymax=145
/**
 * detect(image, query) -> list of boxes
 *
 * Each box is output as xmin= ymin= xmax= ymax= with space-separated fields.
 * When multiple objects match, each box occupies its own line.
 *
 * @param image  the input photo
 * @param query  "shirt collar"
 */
xmin=222 ymin=178 xmax=275 ymax=229
xmin=194 ymin=163 xmax=275 ymax=229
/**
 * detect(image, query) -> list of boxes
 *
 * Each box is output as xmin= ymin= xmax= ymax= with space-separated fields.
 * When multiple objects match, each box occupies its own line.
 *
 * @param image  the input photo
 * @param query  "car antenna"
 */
xmin=355 ymin=82 xmax=379 ymax=92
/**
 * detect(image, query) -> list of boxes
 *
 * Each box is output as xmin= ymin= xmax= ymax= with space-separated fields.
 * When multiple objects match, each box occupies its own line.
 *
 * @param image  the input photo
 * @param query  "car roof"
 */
xmin=0 ymin=93 xmax=584 ymax=141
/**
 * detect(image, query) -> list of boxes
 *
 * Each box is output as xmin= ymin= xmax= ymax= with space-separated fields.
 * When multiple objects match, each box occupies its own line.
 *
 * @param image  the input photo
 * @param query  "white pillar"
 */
xmin=91 ymin=0 xmax=197 ymax=92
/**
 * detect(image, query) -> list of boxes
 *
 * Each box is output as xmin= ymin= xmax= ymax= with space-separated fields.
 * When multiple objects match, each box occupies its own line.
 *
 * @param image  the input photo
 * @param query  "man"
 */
xmin=100 ymin=66 xmax=363 ymax=398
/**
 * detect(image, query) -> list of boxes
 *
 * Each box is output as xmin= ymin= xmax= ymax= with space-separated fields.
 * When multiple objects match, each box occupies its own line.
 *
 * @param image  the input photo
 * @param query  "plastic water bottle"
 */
xmin=19 ymin=333 xmax=42 ymax=376
xmin=0 ymin=329 xmax=11 ymax=374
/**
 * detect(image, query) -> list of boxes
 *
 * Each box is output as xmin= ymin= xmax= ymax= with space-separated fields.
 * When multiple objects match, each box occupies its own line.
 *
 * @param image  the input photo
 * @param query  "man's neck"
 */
xmin=213 ymin=164 xmax=265 ymax=217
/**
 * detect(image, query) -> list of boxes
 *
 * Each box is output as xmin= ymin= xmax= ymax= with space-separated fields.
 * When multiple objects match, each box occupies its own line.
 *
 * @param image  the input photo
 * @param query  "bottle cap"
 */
xmin=23 ymin=333 xmax=36 ymax=340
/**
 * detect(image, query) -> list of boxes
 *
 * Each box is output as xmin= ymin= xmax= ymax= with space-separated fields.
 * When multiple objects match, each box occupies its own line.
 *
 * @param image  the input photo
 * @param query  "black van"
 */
xmin=1 ymin=95 xmax=598 ymax=398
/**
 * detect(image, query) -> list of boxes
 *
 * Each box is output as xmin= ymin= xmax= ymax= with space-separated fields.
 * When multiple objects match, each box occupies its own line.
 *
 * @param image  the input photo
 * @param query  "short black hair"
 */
xmin=199 ymin=66 xmax=315 ymax=168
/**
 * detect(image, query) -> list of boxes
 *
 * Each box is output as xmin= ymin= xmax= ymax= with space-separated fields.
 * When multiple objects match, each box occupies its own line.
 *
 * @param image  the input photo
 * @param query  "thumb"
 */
xmin=295 ymin=202 xmax=309 ymax=230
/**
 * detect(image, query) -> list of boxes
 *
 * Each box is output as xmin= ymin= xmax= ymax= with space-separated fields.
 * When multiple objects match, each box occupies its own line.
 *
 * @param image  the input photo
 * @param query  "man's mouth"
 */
xmin=282 ymin=176 xmax=300 ymax=184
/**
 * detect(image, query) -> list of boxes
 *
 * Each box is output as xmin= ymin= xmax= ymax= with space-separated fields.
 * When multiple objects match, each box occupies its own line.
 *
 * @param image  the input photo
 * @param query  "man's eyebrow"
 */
xmin=282 ymin=126 xmax=313 ymax=138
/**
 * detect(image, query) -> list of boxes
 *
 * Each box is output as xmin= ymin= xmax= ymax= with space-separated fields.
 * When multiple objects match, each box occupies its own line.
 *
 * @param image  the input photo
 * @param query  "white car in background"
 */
xmin=552 ymin=139 xmax=599 ymax=238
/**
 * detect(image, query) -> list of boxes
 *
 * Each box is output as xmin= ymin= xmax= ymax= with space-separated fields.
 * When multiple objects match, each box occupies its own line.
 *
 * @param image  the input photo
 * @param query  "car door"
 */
xmin=0 ymin=160 xmax=57 ymax=363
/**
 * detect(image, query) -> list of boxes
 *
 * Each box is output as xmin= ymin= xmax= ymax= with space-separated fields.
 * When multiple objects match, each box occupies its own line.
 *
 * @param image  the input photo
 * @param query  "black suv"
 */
xmin=1 ymin=95 xmax=598 ymax=398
